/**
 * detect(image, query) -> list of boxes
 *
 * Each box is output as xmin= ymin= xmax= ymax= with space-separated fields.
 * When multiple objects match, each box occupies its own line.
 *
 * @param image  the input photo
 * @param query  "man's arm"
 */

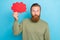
xmin=44 ymin=24 xmax=50 ymax=40
xmin=13 ymin=20 xmax=23 ymax=36
xmin=12 ymin=12 xmax=23 ymax=36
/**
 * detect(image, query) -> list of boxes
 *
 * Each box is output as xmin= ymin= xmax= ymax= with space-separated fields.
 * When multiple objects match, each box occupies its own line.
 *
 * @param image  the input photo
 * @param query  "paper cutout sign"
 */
xmin=11 ymin=2 xmax=26 ymax=13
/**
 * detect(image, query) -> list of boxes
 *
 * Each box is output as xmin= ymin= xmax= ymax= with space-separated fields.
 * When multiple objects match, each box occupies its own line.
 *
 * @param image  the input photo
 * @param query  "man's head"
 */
xmin=30 ymin=3 xmax=41 ymax=22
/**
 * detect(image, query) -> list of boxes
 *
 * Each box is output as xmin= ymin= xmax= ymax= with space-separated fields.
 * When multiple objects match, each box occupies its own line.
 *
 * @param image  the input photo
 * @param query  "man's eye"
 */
xmin=33 ymin=10 xmax=35 ymax=12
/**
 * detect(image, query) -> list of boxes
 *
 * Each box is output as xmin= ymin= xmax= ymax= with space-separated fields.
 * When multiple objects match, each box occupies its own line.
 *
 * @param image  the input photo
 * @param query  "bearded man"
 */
xmin=13 ymin=3 xmax=50 ymax=40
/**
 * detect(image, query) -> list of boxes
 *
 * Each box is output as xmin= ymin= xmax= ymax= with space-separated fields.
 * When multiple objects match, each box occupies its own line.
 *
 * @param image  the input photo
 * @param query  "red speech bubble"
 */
xmin=11 ymin=2 xmax=26 ymax=13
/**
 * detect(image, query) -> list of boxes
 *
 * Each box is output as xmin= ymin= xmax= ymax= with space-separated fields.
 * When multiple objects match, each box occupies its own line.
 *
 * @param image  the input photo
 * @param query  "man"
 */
xmin=13 ymin=3 xmax=50 ymax=40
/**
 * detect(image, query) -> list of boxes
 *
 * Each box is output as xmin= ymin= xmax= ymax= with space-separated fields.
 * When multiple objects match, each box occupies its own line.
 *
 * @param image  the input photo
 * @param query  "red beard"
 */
xmin=31 ymin=15 xmax=40 ymax=22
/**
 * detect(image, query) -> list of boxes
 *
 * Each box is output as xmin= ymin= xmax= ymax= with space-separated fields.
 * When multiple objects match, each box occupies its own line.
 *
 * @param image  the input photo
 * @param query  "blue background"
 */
xmin=0 ymin=0 xmax=60 ymax=40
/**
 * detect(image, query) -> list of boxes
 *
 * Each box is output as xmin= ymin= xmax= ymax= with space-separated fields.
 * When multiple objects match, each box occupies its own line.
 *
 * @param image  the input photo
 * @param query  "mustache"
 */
xmin=32 ymin=15 xmax=40 ymax=17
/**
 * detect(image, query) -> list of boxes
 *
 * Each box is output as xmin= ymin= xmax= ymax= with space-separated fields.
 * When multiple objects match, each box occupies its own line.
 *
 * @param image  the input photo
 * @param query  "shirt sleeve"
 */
xmin=44 ymin=24 xmax=50 ymax=40
xmin=12 ymin=20 xmax=23 ymax=36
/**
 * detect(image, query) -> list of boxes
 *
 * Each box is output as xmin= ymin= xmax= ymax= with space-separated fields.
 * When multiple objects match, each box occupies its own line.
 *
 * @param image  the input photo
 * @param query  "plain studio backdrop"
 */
xmin=0 ymin=0 xmax=60 ymax=40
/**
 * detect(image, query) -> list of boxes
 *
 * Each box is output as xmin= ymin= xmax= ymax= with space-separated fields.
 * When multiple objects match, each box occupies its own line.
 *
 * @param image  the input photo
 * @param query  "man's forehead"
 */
xmin=32 ymin=6 xmax=40 ymax=10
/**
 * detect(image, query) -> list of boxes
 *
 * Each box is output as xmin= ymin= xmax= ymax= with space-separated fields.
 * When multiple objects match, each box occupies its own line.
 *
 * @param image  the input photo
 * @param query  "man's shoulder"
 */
xmin=22 ymin=18 xmax=30 ymax=23
xmin=40 ymin=19 xmax=48 ymax=25
xmin=40 ymin=19 xmax=49 ymax=29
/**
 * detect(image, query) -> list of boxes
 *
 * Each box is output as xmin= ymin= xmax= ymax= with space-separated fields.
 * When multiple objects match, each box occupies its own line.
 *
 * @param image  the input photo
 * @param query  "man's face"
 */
xmin=31 ymin=6 xmax=40 ymax=22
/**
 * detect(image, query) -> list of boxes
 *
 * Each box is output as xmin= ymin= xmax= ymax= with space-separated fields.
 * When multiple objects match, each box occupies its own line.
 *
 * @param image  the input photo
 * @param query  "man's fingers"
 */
xmin=14 ymin=12 xmax=18 ymax=15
